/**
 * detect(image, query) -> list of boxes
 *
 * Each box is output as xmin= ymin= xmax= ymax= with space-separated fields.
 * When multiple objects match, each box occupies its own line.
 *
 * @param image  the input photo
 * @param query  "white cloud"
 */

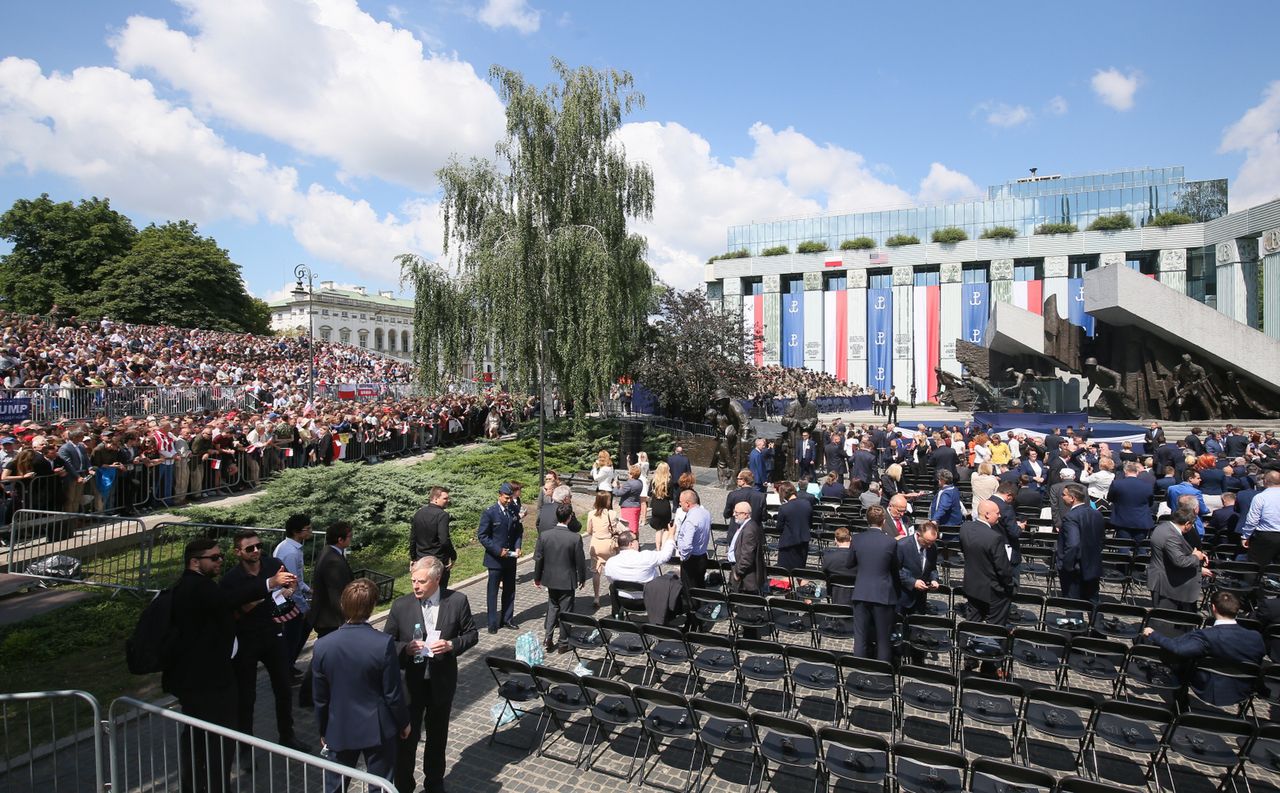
xmin=111 ymin=0 xmax=506 ymax=190
xmin=477 ymin=0 xmax=541 ymax=34
xmin=1220 ymin=81 xmax=1280 ymax=210
xmin=917 ymin=162 xmax=980 ymax=204
xmin=978 ymin=102 xmax=1032 ymax=128
xmin=1046 ymin=95 xmax=1068 ymax=115
xmin=1091 ymin=68 xmax=1141 ymax=111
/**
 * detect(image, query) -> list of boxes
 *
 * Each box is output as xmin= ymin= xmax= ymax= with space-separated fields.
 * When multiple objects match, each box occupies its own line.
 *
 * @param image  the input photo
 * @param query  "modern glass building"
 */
xmin=724 ymin=167 xmax=1228 ymax=256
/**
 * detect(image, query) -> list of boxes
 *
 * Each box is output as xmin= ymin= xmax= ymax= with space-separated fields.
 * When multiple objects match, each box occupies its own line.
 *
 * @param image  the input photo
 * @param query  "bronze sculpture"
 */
xmin=705 ymin=388 xmax=753 ymax=487
xmin=780 ymin=389 xmax=819 ymax=480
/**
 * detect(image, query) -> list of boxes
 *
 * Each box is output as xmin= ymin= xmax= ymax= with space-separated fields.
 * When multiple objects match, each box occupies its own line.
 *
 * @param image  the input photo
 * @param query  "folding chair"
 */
xmin=1062 ymin=636 xmax=1126 ymax=696
xmin=956 ymin=620 xmax=1011 ymax=677
xmin=1246 ymin=662 xmax=1280 ymax=724
xmin=611 ymin=580 xmax=648 ymax=620
xmin=784 ymin=646 xmax=842 ymax=722
xmin=1144 ymin=607 xmax=1202 ymax=639
xmin=685 ymin=631 xmax=741 ymax=702
xmin=813 ymin=602 xmax=856 ymax=650
xmin=1055 ymin=776 xmax=1119 ymax=793
xmin=530 ymin=665 xmax=593 ymax=766
xmin=634 ymin=686 xmax=702 ymax=792
xmin=559 ymin=612 xmax=607 ymax=674
xmin=1116 ymin=644 xmax=1181 ymax=707
xmin=688 ymin=587 xmax=732 ymax=634
xmin=903 ymin=614 xmax=955 ymax=671
xmin=1018 ymin=549 xmax=1057 ymax=595
xmin=1008 ymin=628 xmax=1067 ymax=688
xmin=958 ymin=678 xmax=1023 ymax=759
xmin=1083 ymin=700 xmax=1172 ymax=786
xmin=1098 ymin=552 xmax=1134 ymax=603
xmin=728 ymin=592 xmax=771 ymax=639
xmin=892 ymin=741 xmax=967 ymax=793
xmin=1209 ymin=562 xmax=1261 ymax=613
xmin=640 ymin=623 xmax=695 ymax=692
xmin=689 ymin=697 xmax=760 ymax=791
xmin=1228 ymin=722 xmax=1280 ymax=793
xmin=736 ymin=638 xmax=790 ymax=713
xmin=919 ymin=583 xmax=956 ymax=619
xmin=751 ymin=712 xmax=822 ymax=793
xmin=1152 ymin=713 xmax=1253 ymax=793
xmin=1016 ymin=686 xmax=1094 ymax=772
xmin=1185 ymin=659 xmax=1261 ymax=717
xmin=579 ymin=675 xmax=647 ymax=782
xmin=838 ymin=654 xmax=896 ymax=733
xmin=1090 ymin=603 xmax=1146 ymax=642
xmin=968 ymin=758 xmax=1056 ymax=793
xmin=819 ymin=727 xmax=890 ymax=793
xmin=1008 ymin=592 xmax=1046 ymax=630
xmin=827 ymin=572 xmax=857 ymax=607
xmin=1043 ymin=596 xmax=1093 ymax=639
xmin=765 ymin=565 xmax=793 ymax=596
xmin=598 ymin=616 xmax=647 ymax=679
xmin=897 ymin=665 xmax=960 ymax=747
xmin=485 ymin=656 xmax=540 ymax=750
xmin=791 ymin=567 xmax=828 ymax=603
xmin=767 ymin=596 xmax=816 ymax=647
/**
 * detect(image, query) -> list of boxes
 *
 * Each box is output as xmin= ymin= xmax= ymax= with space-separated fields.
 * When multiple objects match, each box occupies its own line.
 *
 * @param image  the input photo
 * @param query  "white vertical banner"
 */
xmin=803 ymin=289 xmax=824 ymax=370
xmin=847 ymin=287 xmax=867 ymax=387
xmin=939 ymin=282 xmax=962 ymax=376
xmin=913 ymin=288 xmax=930 ymax=400
xmin=892 ymin=284 xmax=913 ymax=394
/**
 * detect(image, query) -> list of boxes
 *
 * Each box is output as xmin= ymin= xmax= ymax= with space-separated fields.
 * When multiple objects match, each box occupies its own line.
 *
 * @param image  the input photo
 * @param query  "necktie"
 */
xmin=895 ymin=517 xmax=904 ymax=536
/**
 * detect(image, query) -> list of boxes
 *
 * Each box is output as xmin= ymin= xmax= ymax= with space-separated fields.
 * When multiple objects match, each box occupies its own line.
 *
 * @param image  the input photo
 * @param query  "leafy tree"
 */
xmin=840 ymin=237 xmax=875 ymax=250
xmin=1088 ymin=213 xmax=1135 ymax=231
xmin=0 ymin=194 xmax=137 ymax=314
xmin=87 ymin=221 xmax=270 ymax=333
xmin=400 ymin=59 xmax=655 ymax=400
xmin=885 ymin=234 xmax=920 ymax=247
xmin=980 ymin=226 xmax=1018 ymax=239
xmin=931 ymin=227 xmax=968 ymax=243
xmin=761 ymin=245 xmax=789 ymax=256
xmin=796 ymin=240 xmax=828 ymax=253
xmin=634 ymin=289 xmax=755 ymax=419
xmin=1149 ymin=211 xmax=1195 ymax=228
xmin=1035 ymin=222 xmax=1078 ymax=235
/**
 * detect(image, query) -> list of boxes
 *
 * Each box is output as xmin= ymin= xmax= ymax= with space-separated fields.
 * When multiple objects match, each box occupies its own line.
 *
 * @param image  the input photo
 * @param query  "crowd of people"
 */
xmin=751 ymin=364 xmax=867 ymax=399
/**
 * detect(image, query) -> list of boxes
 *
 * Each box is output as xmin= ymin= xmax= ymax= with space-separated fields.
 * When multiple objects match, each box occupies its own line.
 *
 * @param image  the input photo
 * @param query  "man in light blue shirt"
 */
xmin=273 ymin=513 xmax=313 ymax=670
xmin=1167 ymin=470 xmax=1209 ymax=541
xmin=1242 ymin=470 xmax=1280 ymax=566
xmin=674 ymin=489 xmax=711 ymax=590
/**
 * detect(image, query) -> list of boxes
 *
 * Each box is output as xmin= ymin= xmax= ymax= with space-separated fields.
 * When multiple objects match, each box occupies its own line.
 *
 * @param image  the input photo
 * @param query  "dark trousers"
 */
xmin=1248 ymin=531 xmax=1280 ymax=567
xmin=965 ymin=595 xmax=1011 ymax=627
xmin=853 ymin=602 xmax=895 ymax=662
xmin=177 ymin=685 xmax=238 ymax=793
xmin=1151 ymin=592 xmax=1196 ymax=612
xmin=888 ymin=406 xmax=898 ymax=424
xmin=299 ymin=625 xmax=338 ymax=707
xmin=232 ymin=633 xmax=295 ymax=741
xmin=1113 ymin=527 xmax=1150 ymax=544
xmin=281 ymin=615 xmax=310 ymax=667
xmin=679 ymin=554 xmax=708 ymax=590
xmin=326 ymin=741 xmax=396 ymax=793
xmin=486 ymin=564 xmax=517 ymax=629
xmin=1058 ymin=572 xmax=1101 ymax=606
xmin=396 ymin=682 xmax=453 ymax=793
xmin=798 ymin=461 xmax=815 ymax=480
xmin=436 ymin=560 xmax=452 ymax=591
xmin=544 ymin=588 xmax=575 ymax=645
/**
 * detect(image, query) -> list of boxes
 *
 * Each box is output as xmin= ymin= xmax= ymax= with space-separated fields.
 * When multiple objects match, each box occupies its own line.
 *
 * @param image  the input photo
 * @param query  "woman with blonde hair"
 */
xmin=649 ymin=462 xmax=673 ymax=541
xmin=970 ymin=462 xmax=1000 ymax=513
xmin=880 ymin=463 xmax=925 ymax=507
xmin=586 ymin=491 xmax=621 ymax=609
xmin=590 ymin=449 xmax=615 ymax=491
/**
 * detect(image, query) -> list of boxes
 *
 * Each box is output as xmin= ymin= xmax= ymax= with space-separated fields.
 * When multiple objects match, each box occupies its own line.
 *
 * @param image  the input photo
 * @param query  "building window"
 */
xmin=374 ymin=327 xmax=384 ymax=350
xmin=913 ymin=267 xmax=940 ymax=287
xmin=274 ymin=313 xmax=283 ymax=321
xmin=358 ymin=329 xmax=368 ymax=348
xmin=387 ymin=330 xmax=396 ymax=351
xmin=341 ymin=311 xmax=348 ymax=318
xmin=868 ymin=270 xmax=892 ymax=289
xmin=401 ymin=330 xmax=410 ymax=350
xmin=339 ymin=328 xmax=351 ymax=344
xmin=322 ymin=309 xmax=329 ymax=316
xmin=319 ymin=326 xmax=332 ymax=342
xmin=782 ymin=275 xmax=804 ymax=294
xmin=743 ymin=278 xmax=763 ymax=296
xmin=1014 ymin=263 xmax=1040 ymax=281
xmin=962 ymin=264 xmax=988 ymax=284
xmin=825 ymin=274 xmax=847 ymax=291
xmin=360 ymin=313 xmax=366 ymax=320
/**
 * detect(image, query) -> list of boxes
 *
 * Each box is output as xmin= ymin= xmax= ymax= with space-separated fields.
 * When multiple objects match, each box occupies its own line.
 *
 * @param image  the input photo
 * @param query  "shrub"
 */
xmin=796 ymin=240 xmax=829 ymax=254
xmin=980 ymin=226 xmax=1018 ymax=240
xmin=930 ymin=227 xmax=968 ymax=244
xmin=1087 ymin=213 xmax=1135 ymax=231
xmin=884 ymin=234 xmax=920 ymax=248
xmin=706 ymin=248 xmax=751 ymax=264
xmin=840 ymin=237 xmax=876 ymax=250
xmin=1149 ymin=211 xmax=1196 ymax=228
xmin=1034 ymin=222 xmax=1079 ymax=235
xmin=761 ymin=245 xmax=789 ymax=256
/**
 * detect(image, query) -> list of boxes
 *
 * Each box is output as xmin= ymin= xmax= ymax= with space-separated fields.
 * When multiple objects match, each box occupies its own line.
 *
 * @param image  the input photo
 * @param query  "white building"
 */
xmin=268 ymin=282 xmax=414 ymax=361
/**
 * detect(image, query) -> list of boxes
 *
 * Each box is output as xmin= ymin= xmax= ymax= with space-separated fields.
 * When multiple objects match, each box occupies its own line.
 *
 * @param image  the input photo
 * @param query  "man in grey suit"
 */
xmin=1147 ymin=507 xmax=1211 ymax=611
xmin=312 ymin=579 xmax=410 ymax=793
xmin=537 ymin=485 xmax=581 ymax=534
xmin=533 ymin=502 xmax=588 ymax=653
xmin=727 ymin=501 xmax=766 ymax=596
xmin=384 ymin=557 xmax=479 ymax=793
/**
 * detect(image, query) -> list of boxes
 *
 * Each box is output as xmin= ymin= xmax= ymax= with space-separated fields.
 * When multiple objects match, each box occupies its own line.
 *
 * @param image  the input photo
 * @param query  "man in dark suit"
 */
xmin=537 ymin=485 xmax=581 ymax=534
xmin=533 ymin=502 xmax=588 ymax=653
xmin=886 ymin=390 xmax=899 ymax=424
xmin=1184 ymin=428 xmax=1205 ymax=457
xmin=796 ymin=430 xmax=818 ymax=480
xmin=301 ymin=521 xmax=355 ymax=709
xmin=728 ymin=501 xmax=766 ymax=596
xmin=1107 ymin=462 xmax=1156 ymax=542
xmin=1143 ymin=591 xmax=1266 ymax=707
xmin=1208 ymin=492 xmax=1238 ymax=542
xmin=928 ymin=442 xmax=959 ymax=482
xmin=312 ymin=579 xmax=410 ymax=793
xmin=747 ymin=439 xmax=774 ymax=493
xmin=928 ymin=469 xmax=965 ymax=527
xmin=896 ymin=520 xmax=940 ymax=614
xmin=850 ymin=441 xmax=877 ymax=486
xmin=822 ymin=527 xmax=854 ymax=606
xmin=959 ymin=500 xmax=1015 ymax=626
xmin=988 ymin=481 xmax=1024 ymax=573
xmin=846 ymin=507 xmax=899 ymax=661
xmin=477 ymin=482 xmax=522 ymax=633
xmin=666 ymin=445 xmax=692 ymax=486
xmin=724 ymin=469 xmax=767 ymax=525
xmin=384 ymin=557 xmax=479 ymax=793
xmin=822 ymin=432 xmax=846 ymax=482
xmin=410 ymin=486 xmax=457 ymax=588
xmin=774 ymin=481 xmax=812 ymax=570
xmin=1056 ymin=484 xmax=1105 ymax=604
xmin=1144 ymin=421 xmax=1166 ymax=456
xmin=164 ymin=538 xmax=296 ymax=793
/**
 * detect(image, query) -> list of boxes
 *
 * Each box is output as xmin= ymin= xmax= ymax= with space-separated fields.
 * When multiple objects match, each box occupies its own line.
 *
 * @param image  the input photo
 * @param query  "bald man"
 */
xmin=885 ymin=494 xmax=912 ymax=538
xmin=959 ymin=499 xmax=1015 ymax=626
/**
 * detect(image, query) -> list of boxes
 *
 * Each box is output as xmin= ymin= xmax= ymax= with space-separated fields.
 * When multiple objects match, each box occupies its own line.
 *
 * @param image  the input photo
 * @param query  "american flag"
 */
xmin=869 ymin=252 xmax=889 ymax=265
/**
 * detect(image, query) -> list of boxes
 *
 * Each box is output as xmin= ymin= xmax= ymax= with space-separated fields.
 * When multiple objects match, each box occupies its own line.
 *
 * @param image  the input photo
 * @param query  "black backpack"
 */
xmin=125 ymin=588 xmax=177 ymax=675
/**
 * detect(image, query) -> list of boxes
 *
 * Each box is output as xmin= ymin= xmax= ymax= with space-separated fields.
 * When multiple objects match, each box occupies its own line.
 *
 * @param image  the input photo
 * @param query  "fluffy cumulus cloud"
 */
xmin=1221 ymin=81 xmax=1280 ymax=210
xmin=1046 ymin=95 xmax=1068 ymax=115
xmin=1091 ymin=68 xmax=1141 ymax=111
xmin=477 ymin=0 xmax=542 ymax=34
xmin=980 ymin=102 xmax=1032 ymax=128
xmin=917 ymin=162 xmax=980 ymax=204
xmin=111 ymin=0 xmax=506 ymax=190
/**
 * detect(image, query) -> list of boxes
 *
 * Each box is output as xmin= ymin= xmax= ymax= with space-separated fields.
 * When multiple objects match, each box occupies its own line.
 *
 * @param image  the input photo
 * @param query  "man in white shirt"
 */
xmin=603 ymin=530 xmax=675 ymax=598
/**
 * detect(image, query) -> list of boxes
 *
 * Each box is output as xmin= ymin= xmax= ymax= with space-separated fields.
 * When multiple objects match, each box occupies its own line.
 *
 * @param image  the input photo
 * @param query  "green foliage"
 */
xmin=707 ymin=249 xmax=750 ymax=264
xmin=761 ymin=245 xmax=789 ymax=256
xmin=1149 ymin=211 xmax=1196 ymax=228
xmin=796 ymin=240 xmax=828 ymax=254
xmin=0 ymin=194 xmax=137 ymax=315
xmin=1087 ymin=213 xmax=1135 ymax=231
xmin=980 ymin=226 xmax=1018 ymax=240
xmin=884 ymin=234 xmax=920 ymax=248
xmin=1035 ymin=222 xmax=1079 ymax=235
xmin=839 ymin=237 xmax=876 ymax=250
xmin=403 ymin=59 xmax=655 ymax=399
xmin=930 ymin=227 xmax=968 ymax=243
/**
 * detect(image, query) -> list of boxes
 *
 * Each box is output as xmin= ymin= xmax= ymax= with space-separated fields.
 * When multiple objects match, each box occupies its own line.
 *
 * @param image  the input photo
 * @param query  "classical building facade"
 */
xmin=269 ymin=282 xmax=414 ymax=361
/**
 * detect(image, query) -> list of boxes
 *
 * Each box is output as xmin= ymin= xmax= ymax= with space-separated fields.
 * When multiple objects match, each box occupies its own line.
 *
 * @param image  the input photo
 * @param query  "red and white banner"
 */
xmin=1011 ymin=280 xmax=1044 ymax=315
xmin=824 ymin=256 xmax=844 ymax=268
xmin=913 ymin=285 xmax=941 ymax=403
xmin=823 ymin=287 xmax=848 ymax=380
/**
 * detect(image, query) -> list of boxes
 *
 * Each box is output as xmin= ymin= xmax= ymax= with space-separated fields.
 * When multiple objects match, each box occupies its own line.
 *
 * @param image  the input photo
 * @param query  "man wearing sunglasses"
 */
xmin=163 ymin=537 xmax=296 ymax=792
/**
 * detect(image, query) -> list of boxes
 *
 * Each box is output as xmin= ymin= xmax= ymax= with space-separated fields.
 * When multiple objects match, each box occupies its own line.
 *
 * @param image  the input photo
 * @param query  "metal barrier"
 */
xmin=0 ymin=690 xmax=106 ymax=793
xmin=109 ymin=696 xmax=398 ymax=793
xmin=2 ymin=510 xmax=146 ymax=590
xmin=140 ymin=523 xmax=327 ymax=592
xmin=0 ymin=385 xmax=256 ymax=423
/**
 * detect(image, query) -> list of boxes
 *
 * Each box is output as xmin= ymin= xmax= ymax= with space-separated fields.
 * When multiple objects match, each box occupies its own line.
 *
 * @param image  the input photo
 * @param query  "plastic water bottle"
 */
xmin=413 ymin=623 xmax=425 ymax=664
xmin=710 ymin=604 xmax=723 ymax=620
xmin=813 ymin=582 xmax=826 ymax=600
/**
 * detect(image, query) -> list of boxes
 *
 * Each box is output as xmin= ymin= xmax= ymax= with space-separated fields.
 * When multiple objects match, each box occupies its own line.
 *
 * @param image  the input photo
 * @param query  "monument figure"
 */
xmin=780 ymin=389 xmax=819 ymax=480
xmin=705 ymin=388 xmax=753 ymax=487
xmin=1082 ymin=357 xmax=1138 ymax=419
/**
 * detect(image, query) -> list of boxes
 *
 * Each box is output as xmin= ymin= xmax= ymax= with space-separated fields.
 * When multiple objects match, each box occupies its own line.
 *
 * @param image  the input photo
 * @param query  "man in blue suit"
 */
xmin=312 ymin=579 xmax=409 ymax=793
xmin=1056 ymin=484 xmax=1105 ymax=605
xmin=667 ymin=445 xmax=693 ymax=486
xmin=846 ymin=506 xmax=900 ymax=662
xmin=928 ymin=469 xmax=965 ymax=526
xmin=1107 ymin=462 xmax=1156 ymax=542
xmin=747 ymin=438 xmax=774 ymax=493
xmin=477 ymin=482 xmax=522 ymax=633
xmin=1143 ymin=591 xmax=1266 ymax=707
xmin=796 ymin=430 xmax=818 ymax=480
xmin=896 ymin=520 xmax=940 ymax=615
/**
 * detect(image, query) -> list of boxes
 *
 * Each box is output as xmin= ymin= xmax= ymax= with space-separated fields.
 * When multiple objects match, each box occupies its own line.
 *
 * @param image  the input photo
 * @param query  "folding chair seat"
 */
xmin=1209 ymin=562 xmax=1261 ymax=612
xmin=937 ymin=541 xmax=965 ymax=586
xmin=1054 ymin=776 xmax=1115 ymax=793
xmin=1063 ymin=636 xmax=1127 ymax=696
xmin=1018 ymin=549 xmax=1056 ymax=595
xmin=1247 ymin=662 xmax=1280 ymax=724
xmin=727 ymin=593 xmax=771 ymax=638
xmin=903 ymin=614 xmax=955 ymax=671
xmin=1231 ymin=722 xmax=1280 ymax=793
xmin=897 ymin=665 xmax=960 ymax=747
xmin=688 ymin=697 xmax=760 ymax=791
xmin=687 ymin=587 xmax=731 ymax=633
xmin=685 ymin=631 xmax=741 ymax=702
xmin=827 ymin=572 xmax=857 ymax=606
xmin=485 ymin=656 xmax=540 ymax=750
xmin=1143 ymin=607 xmax=1201 ymax=639
xmin=559 ymin=612 xmax=607 ymax=673
xmin=790 ymin=567 xmax=827 ymax=602
xmin=892 ymin=741 xmax=967 ymax=793
xmin=1016 ymin=687 xmax=1094 ymax=771
xmin=640 ymin=623 xmax=695 ymax=692
xmin=958 ymin=678 xmax=1023 ymax=759
xmin=968 ymin=758 xmax=1056 ymax=793
xmin=530 ymin=665 xmax=592 ymax=766
xmin=634 ymin=687 xmax=701 ymax=792
xmin=751 ymin=713 xmax=822 ymax=793
xmin=1007 ymin=592 xmax=1045 ymax=630
xmin=1103 ymin=537 xmax=1138 ymax=557
xmin=579 ymin=675 xmax=647 ymax=782
xmin=767 ymin=596 xmax=815 ymax=647
xmin=819 ymin=727 xmax=890 ymax=793
xmin=956 ymin=620 xmax=1011 ymax=676
xmin=921 ymin=583 xmax=955 ymax=618
xmin=1153 ymin=713 xmax=1253 ymax=793
xmin=813 ymin=602 xmax=856 ymax=649
xmin=1098 ymin=552 xmax=1134 ymax=602
xmin=610 ymin=580 xmax=648 ymax=620
xmin=765 ymin=564 xmax=793 ymax=596
xmin=735 ymin=638 xmax=790 ymax=712
xmin=1043 ymin=596 xmax=1093 ymax=639
xmin=1009 ymin=628 xmax=1067 ymax=687
xmin=1184 ymin=658 xmax=1261 ymax=717
xmin=1090 ymin=603 xmax=1146 ymax=642
xmin=838 ymin=655 xmax=896 ymax=733
xmin=783 ymin=646 xmax=841 ymax=721
xmin=1084 ymin=700 xmax=1172 ymax=786
xmin=598 ymin=616 xmax=647 ymax=679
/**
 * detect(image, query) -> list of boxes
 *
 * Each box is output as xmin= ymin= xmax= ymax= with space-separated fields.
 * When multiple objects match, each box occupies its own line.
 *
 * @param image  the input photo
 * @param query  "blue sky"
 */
xmin=2 ymin=0 xmax=1278 ymax=298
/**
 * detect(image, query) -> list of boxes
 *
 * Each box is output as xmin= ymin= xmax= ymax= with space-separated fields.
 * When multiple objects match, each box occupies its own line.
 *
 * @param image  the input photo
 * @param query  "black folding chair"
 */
xmin=813 ymin=602 xmax=856 ymax=650
xmin=1090 ymin=603 xmax=1146 ymax=642
xmin=688 ymin=587 xmax=732 ymax=634
xmin=751 ymin=712 xmax=822 ymax=793
xmin=897 ymin=665 xmax=960 ymax=747
xmin=559 ymin=612 xmax=607 ymax=674
xmin=784 ymin=645 xmax=841 ymax=722
xmin=485 ymin=656 xmax=541 ymax=750
xmin=1185 ymin=659 xmax=1261 ymax=717
xmin=892 ymin=741 xmax=967 ymax=793
xmin=579 ymin=675 xmax=646 ymax=782
xmin=839 ymin=654 xmax=896 ymax=733
xmin=1043 ymin=596 xmax=1093 ymax=639
xmin=968 ymin=757 xmax=1056 ymax=793
xmin=530 ymin=665 xmax=593 ymax=766
xmin=768 ymin=596 xmax=816 ymax=647
xmin=903 ymin=614 xmax=955 ymax=671
xmin=1116 ymin=644 xmax=1181 ymax=706
xmin=1152 ymin=713 xmax=1253 ymax=793
xmin=736 ymin=638 xmax=790 ymax=713
xmin=1083 ymin=699 xmax=1172 ymax=786
xmin=1009 ymin=627 xmax=1068 ymax=687
xmin=1228 ymin=722 xmax=1280 ymax=793
xmin=958 ymin=678 xmax=1023 ymax=759
xmin=640 ymin=622 xmax=695 ymax=691
xmin=1144 ymin=607 xmax=1202 ymax=639
xmin=634 ymin=687 xmax=702 ymax=792
xmin=685 ymin=631 xmax=742 ymax=702
xmin=1016 ymin=686 xmax=1094 ymax=772
xmin=1062 ymin=636 xmax=1127 ymax=696
xmin=689 ymin=696 xmax=760 ymax=791
xmin=598 ymin=616 xmax=647 ymax=679
xmin=819 ymin=727 xmax=890 ymax=793
xmin=1008 ymin=591 xmax=1046 ymax=630
xmin=728 ymin=593 xmax=772 ymax=639
xmin=611 ymin=580 xmax=649 ymax=620
xmin=956 ymin=620 xmax=1011 ymax=677
xmin=1055 ymin=776 xmax=1118 ymax=793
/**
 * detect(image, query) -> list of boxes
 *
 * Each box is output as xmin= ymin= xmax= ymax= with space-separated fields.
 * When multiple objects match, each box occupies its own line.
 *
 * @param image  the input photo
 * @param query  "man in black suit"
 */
xmin=727 ymin=501 xmax=766 ymax=596
xmin=850 ymin=441 xmax=877 ymax=486
xmin=1184 ymin=428 xmax=1205 ymax=456
xmin=887 ymin=389 xmax=899 ymax=424
xmin=533 ymin=502 xmax=588 ymax=653
xmin=537 ymin=484 xmax=581 ymax=534
xmin=896 ymin=520 xmax=940 ymax=615
xmin=959 ymin=500 xmax=1015 ymax=627
xmin=1056 ymin=484 xmax=1105 ymax=605
xmin=846 ymin=506 xmax=899 ymax=661
xmin=1143 ymin=591 xmax=1266 ymax=707
xmin=822 ymin=527 xmax=854 ymax=606
xmin=988 ymin=481 xmax=1024 ymax=575
xmin=1144 ymin=421 xmax=1166 ymax=456
xmin=301 ymin=521 xmax=355 ymax=709
xmin=928 ymin=441 xmax=959 ymax=482
xmin=724 ymin=469 xmax=767 ymax=526
xmin=164 ymin=538 xmax=296 ymax=793
xmin=796 ymin=430 xmax=818 ymax=480
xmin=823 ymin=432 xmax=846 ymax=482
xmin=384 ymin=557 xmax=479 ymax=793
xmin=1208 ymin=492 xmax=1238 ymax=542
xmin=312 ymin=579 xmax=409 ymax=793
xmin=410 ymin=486 xmax=457 ymax=588
xmin=1107 ymin=462 xmax=1156 ymax=542
xmin=666 ymin=445 xmax=692 ymax=487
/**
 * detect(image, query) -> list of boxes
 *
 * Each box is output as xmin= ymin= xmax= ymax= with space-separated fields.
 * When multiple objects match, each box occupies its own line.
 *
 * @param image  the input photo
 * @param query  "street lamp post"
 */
xmin=293 ymin=264 xmax=316 ymax=407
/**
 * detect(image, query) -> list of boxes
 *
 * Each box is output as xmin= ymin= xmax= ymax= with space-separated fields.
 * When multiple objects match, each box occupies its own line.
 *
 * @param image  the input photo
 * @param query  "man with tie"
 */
xmin=1144 ymin=421 xmax=1166 ymax=456
xmin=532 ymin=502 xmax=588 ymax=654
xmin=896 ymin=520 xmax=940 ymax=615
xmin=796 ymin=430 xmax=817 ymax=480
xmin=887 ymin=389 xmax=899 ymax=424
xmin=673 ymin=488 xmax=711 ymax=590
xmin=57 ymin=427 xmax=92 ymax=518
xmin=959 ymin=500 xmax=1015 ymax=626
xmin=886 ymin=494 xmax=912 ymax=538
xmin=748 ymin=438 xmax=774 ymax=493
xmin=724 ymin=469 xmax=767 ymax=526
xmin=384 ymin=557 xmax=478 ymax=793
xmin=727 ymin=501 xmax=766 ymax=596
xmin=1056 ymin=484 xmax=1105 ymax=604
xmin=477 ymin=482 xmax=523 ymax=634
xmin=846 ymin=505 xmax=900 ymax=661
xmin=928 ymin=469 xmax=965 ymax=526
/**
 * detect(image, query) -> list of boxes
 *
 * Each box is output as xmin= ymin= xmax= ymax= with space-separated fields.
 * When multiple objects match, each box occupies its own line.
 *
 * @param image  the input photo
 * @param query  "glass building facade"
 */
xmin=725 ymin=167 xmax=1228 ymax=256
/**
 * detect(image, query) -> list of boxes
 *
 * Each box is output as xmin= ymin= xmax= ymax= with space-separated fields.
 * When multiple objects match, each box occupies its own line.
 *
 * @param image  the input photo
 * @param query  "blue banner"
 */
xmin=0 ymin=398 xmax=31 ymax=422
xmin=1067 ymin=278 xmax=1096 ymax=337
xmin=867 ymin=288 xmax=893 ymax=392
xmin=961 ymin=283 xmax=989 ymax=346
xmin=782 ymin=290 xmax=804 ymax=368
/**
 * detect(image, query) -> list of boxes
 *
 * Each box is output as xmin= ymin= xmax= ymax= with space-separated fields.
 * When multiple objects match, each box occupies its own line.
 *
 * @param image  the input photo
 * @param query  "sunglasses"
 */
xmin=240 ymin=544 xmax=263 ymax=553
xmin=198 ymin=553 xmax=225 ymax=562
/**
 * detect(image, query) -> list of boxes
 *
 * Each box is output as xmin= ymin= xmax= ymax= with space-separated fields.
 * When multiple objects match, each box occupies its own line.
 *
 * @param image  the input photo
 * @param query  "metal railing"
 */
xmin=0 ymin=385 xmax=256 ymax=423
xmin=2 ymin=510 xmax=146 ymax=591
xmin=0 ymin=690 xmax=106 ymax=793
xmin=139 ymin=523 xmax=327 ymax=592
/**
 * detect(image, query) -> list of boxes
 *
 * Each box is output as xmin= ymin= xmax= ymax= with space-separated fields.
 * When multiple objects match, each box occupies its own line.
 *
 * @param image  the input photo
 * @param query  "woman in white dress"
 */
xmin=590 ymin=450 xmax=615 ymax=491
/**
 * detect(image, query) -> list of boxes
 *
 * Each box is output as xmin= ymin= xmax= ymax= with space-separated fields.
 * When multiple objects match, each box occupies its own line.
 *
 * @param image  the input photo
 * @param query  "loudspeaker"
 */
xmin=618 ymin=421 xmax=644 ymax=467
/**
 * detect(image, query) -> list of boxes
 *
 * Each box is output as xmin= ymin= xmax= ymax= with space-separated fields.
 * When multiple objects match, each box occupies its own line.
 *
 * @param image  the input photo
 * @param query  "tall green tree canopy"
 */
xmin=400 ymin=59 xmax=655 ymax=400
xmin=0 ymin=194 xmax=137 ymax=314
